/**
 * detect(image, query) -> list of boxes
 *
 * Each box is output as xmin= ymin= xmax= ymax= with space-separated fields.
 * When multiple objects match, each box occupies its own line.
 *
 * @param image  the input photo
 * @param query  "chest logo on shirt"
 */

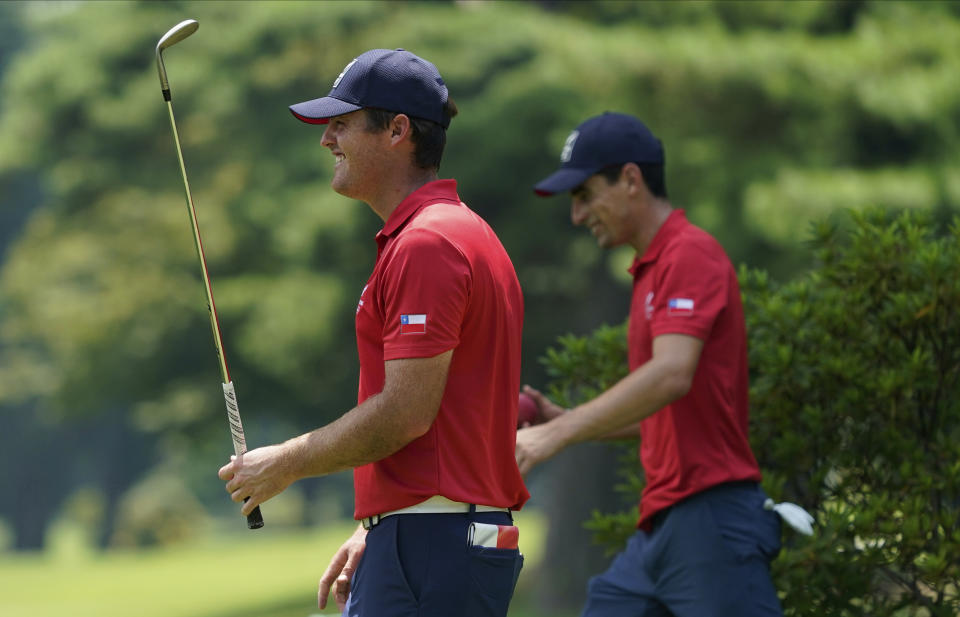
xmin=400 ymin=314 xmax=427 ymax=334
xmin=356 ymin=285 xmax=368 ymax=315
xmin=645 ymin=292 xmax=655 ymax=320
xmin=668 ymin=298 xmax=695 ymax=316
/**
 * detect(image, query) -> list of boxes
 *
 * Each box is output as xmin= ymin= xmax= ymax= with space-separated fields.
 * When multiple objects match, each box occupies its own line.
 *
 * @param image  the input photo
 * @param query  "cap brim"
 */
xmin=289 ymin=96 xmax=362 ymax=125
xmin=533 ymin=167 xmax=595 ymax=196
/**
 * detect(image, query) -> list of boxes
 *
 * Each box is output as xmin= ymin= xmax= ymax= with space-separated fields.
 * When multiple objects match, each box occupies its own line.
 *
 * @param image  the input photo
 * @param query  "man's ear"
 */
xmin=621 ymin=162 xmax=644 ymax=195
xmin=390 ymin=114 xmax=413 ymax=144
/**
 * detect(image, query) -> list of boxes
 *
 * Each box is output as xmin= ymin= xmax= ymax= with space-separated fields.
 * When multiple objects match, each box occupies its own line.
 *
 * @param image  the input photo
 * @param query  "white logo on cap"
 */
xmin=561 ymin=130 xmax=579 ymax=163
xmin=333 ymin=58 xmax=359 ymax=89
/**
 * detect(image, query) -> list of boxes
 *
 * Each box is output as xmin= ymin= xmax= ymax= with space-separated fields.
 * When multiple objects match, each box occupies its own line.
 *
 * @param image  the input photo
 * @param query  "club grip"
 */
xmin=246 ymin=502 xmax=264 ymax=529
xmin=223 ymin=382 xmax=265 ymax=530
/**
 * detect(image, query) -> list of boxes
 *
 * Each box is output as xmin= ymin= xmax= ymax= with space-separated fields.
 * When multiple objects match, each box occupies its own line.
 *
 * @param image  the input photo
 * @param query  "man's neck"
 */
xmin=368 ymin=170 xmax=440 ymax=222
xmin=630 ymin=199 xmax=673 ymax=255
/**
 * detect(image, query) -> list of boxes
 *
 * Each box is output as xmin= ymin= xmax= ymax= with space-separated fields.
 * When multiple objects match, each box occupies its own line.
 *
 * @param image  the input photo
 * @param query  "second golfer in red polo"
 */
xmin=217 ymin=48 xmax=529 ymax=617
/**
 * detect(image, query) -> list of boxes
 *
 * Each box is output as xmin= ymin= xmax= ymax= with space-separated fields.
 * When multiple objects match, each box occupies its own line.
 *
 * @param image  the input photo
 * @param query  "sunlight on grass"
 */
xmin=0 ymin=510 xmax=547 ymax=617
xmin=0 ymin=520 xmax=356 ymax=617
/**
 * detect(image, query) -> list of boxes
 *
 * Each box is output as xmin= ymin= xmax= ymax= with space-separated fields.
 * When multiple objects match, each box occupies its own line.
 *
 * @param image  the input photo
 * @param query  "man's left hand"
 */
xmin=515 ymin=421 xmax=567 ymax=475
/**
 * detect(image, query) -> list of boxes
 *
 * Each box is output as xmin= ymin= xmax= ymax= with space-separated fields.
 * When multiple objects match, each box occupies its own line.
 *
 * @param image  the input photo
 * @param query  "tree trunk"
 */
xmin=531 ymin=441 xmax=628 ymax=614
xmin=3 ymin=405 xmax=68 ymax=551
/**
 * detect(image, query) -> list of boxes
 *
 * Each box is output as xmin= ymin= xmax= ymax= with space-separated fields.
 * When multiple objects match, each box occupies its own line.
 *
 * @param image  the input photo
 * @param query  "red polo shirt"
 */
xmin=352 ymin=180 xmax=529 ymax=518
xmin=628 ymin=210 xmax=761 ymax=530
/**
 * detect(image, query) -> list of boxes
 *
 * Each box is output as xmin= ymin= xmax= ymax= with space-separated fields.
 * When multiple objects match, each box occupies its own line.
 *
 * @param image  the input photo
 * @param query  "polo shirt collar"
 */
xmin=628 ymin=209 xmax=687 ymax=278
xmin=379 ymin=179 xmax=461 ymax=239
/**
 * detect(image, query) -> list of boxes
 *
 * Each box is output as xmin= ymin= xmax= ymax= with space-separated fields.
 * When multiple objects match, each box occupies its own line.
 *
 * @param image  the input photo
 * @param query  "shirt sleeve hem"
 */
xmin=384 ymin=343 xmax=457 ymax=361
xmin=650 ymin=324 xmax=710 ymax=340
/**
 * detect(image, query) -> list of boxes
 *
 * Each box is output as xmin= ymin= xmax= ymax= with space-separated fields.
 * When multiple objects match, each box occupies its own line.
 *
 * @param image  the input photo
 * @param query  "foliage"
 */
xmin=540 ymin=323 xmax=630 ymax=409
xmin=550 ymin=208 xmax=960 ymax=615
xmin=745 ymin=208 xmax=960 ymax=616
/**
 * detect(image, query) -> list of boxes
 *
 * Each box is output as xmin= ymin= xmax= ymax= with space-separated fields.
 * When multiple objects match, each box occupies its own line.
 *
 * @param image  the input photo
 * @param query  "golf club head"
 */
xmin=156 ymin=19 xmax=199 ymax=99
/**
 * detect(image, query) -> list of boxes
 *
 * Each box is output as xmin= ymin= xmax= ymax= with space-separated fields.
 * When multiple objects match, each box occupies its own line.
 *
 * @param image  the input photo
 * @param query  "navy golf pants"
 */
xmin=582 ymin=482 xmax=784 ymax=617
xmin=342 ymin=510 xmax=523 ymax=617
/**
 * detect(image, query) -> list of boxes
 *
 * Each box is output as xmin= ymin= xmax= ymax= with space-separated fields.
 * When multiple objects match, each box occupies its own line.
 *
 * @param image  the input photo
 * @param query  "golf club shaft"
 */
xmin=160 ymin=41 xmax=263 ymax=530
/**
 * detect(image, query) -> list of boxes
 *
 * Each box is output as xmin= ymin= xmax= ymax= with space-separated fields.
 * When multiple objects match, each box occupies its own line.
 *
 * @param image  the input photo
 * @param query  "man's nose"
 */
xmin=571 ymin=200 xmax=588 ymax=225
xmin=321 ymin=124 xmax=334 ymax=148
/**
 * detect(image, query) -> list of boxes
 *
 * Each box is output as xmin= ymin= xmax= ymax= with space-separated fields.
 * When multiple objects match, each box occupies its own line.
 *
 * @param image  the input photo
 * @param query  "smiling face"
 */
xmin=569 ymin=170 xmax=639 ymax=250
xmin=320 ymin=110 xmax=391 ymax=201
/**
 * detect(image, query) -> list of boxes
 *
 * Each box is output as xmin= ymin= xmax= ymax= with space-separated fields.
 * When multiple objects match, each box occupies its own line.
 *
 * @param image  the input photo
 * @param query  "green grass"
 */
xmin=0 ymin=511 xmax=550 ymax=617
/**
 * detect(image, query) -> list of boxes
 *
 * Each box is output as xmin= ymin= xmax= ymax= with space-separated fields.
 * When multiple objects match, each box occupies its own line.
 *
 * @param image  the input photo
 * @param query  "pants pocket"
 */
xmin=387 ymin=518 xmax=419 ymax=603
xmin=708 ymin=491 xmax=782 ymax=564
xmin=755 ymin=509 xmax=782 ymax=562
xmin=343 ymin=518 xmax=418 ymax=617
xmin=466 ymin=546 xmax=524 ymax=617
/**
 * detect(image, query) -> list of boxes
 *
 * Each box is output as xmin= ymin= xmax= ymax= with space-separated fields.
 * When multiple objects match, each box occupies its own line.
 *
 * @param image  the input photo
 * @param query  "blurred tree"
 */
xmin=0 ymin=0 xmax=37 ymax=270
xmin=0 ymin=0 xmax=58 ymax=551
xmin=568 ymin=208 xmax=960 ymax=615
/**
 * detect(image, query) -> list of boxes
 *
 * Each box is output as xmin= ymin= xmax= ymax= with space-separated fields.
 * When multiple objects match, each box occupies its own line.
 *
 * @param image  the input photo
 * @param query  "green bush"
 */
xmin=543 ymin=208 xmax=960 ymax=615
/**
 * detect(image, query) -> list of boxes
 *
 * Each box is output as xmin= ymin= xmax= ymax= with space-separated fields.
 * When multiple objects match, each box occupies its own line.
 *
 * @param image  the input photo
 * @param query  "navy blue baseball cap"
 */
xmin=290 ymin=48 xmax=451 ymax=128
xmin=534 ymin=112 xmax=664 ymax=196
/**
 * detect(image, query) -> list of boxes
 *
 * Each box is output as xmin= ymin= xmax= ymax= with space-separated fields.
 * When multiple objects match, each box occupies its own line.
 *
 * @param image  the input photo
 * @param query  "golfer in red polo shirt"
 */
xmin=517 ymin=112 xmax=801 ymax=617
xmin=218 ymin=49 xmax=528 ymax=617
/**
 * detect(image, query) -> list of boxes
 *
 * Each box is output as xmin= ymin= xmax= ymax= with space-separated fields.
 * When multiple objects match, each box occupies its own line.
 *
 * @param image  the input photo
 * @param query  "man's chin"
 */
xmin=595 ymin=235 xmax=612 ymax=249
xmin=330 ymin=178 xmax=353 ymax=199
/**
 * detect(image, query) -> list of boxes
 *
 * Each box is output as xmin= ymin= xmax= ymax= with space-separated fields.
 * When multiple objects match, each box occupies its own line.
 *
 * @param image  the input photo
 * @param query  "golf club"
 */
xmin=156 ymin=19 xmax=264 ymax=530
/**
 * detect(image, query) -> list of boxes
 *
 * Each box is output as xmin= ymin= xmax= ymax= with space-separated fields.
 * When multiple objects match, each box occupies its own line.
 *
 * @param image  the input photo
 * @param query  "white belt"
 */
xmin=361 ymin=495 xmax=510 ymax=530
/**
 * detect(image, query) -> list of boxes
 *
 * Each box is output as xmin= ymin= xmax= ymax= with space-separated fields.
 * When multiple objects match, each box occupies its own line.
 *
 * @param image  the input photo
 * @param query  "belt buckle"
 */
xmin=362 ymin=514 xmax=381 ymax=530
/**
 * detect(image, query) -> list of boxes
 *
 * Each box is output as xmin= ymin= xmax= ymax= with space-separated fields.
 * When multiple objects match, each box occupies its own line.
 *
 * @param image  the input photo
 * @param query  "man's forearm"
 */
xmin=279 ymin=352 xmax=452 ymax=482
xmin=600 ymin=422 xmax=641 ymax=441
xmin=282 ymin=390 xmax=426 ymax=480
xmin=554 ymin=358 xmax=690 ymax=448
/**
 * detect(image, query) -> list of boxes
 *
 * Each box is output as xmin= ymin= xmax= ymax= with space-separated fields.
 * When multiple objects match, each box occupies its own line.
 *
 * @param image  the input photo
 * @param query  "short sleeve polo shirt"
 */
xmin=353 ymin=180 xmax=529 ymax=518
xmin=628 ymin=210 xmax=761 ymax=530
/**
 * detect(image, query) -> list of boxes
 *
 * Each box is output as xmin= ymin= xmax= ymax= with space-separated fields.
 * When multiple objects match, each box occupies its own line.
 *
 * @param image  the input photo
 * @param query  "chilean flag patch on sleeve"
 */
xmin=668 ymin=298 xmax=695 ymax=316
xmin=400 ymin=314 xmax=427 ymax=334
